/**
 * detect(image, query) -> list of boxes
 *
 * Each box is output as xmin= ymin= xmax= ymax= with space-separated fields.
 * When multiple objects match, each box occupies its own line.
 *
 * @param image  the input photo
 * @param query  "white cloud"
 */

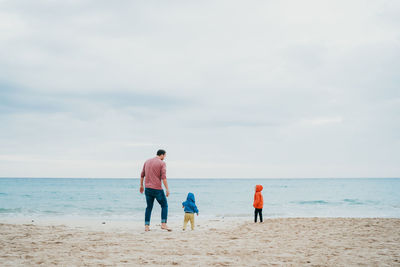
xmin=0 ymin=0 xmax=399 ymax=177
xmin=302 ymin=117 xmax=343 ymax=126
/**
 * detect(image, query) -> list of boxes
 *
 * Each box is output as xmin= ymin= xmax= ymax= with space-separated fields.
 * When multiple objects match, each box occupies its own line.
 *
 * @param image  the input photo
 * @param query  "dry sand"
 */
xmin=1 ymin=218 xmax=399 ymax=266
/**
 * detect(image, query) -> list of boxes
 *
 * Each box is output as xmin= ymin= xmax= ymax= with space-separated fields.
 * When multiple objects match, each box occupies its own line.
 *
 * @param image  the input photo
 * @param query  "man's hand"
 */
xmin=162 ymin=179 xmax=169 ymax=197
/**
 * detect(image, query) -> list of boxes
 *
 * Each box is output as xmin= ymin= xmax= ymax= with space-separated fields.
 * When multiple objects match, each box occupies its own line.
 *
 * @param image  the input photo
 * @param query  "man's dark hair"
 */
xmin=157 ymin=149 xmax=166 ymax=156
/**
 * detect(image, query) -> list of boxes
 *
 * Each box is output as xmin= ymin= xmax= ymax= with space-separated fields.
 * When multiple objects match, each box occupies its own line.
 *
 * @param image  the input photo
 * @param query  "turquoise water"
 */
xmin=0 ymin=178 xmax=399 ymax=222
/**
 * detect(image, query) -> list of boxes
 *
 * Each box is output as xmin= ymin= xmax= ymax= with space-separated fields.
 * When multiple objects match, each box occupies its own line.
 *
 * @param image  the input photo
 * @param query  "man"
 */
xmin=140 ymin=149 xmax=171 ymax=231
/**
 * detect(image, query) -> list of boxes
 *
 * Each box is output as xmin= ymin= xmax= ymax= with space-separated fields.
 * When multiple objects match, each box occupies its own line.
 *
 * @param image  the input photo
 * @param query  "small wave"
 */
xmin=216 ymin=213 xmax=250 ymax=218
xmin=0 ymin=208 xmax=22 ymax=213
xmin=365 ymin=200 xmax=381 ymax=205
xmin=343 ymin=198 xmax=363 ymax=205
xmin=0 ymin=192 xmax=7 ymax=196
xmin=82 ymin=207 xmax=109 ymax=211
xmin=296 ymin=200 xmax=330 ymax=205
xmin=43 ymin=210 xmax=63 ymax=214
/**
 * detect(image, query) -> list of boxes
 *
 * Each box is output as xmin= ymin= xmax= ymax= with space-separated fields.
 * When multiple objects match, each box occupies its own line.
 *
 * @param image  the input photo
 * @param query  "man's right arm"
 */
xmin=140 ymin=163 xmax=145 ymax=194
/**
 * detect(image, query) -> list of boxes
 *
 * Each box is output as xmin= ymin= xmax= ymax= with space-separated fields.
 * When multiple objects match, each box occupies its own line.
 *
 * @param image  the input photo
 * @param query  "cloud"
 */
xmin=0 ymin=82 xmax=190 ymax=118
xmin=123 ymin=143 xmax=159 ymax=147
xmin=302 ymin=117 xmax=343 ymax=126
xmin=0 ymin=0 xmax=399 ymax=177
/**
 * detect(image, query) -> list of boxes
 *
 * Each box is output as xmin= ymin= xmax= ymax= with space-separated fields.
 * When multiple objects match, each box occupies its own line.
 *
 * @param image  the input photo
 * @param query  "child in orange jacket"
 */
xmin=253 ymin=185 xmax=263 ymax=223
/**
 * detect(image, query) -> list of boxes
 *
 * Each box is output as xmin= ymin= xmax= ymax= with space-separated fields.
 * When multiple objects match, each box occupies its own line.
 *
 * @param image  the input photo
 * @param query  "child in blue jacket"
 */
xmin=182 ymin=192 xmax=199 ymax=230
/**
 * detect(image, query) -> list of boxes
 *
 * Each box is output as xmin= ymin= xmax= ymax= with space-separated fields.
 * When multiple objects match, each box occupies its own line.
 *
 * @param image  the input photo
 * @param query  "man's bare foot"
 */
xmin=145 ymin=225 xmax=150 ymax=231
xmin=161 ymin=223 xmax=172 ymax=231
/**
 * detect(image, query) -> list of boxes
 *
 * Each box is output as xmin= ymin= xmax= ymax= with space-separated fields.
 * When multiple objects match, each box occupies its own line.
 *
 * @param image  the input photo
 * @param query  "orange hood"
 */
xmin=255 ymin=185 xmax=263 ymax=192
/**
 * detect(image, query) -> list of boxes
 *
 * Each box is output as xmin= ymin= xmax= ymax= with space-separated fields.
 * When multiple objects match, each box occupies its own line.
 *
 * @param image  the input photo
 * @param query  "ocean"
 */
xmin=0 ymin=178 xmax=399 ymax=222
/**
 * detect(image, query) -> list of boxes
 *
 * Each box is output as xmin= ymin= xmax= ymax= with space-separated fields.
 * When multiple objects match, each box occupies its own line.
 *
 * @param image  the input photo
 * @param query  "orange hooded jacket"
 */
xmin=253 ymin=185 xmax=263 ymax=209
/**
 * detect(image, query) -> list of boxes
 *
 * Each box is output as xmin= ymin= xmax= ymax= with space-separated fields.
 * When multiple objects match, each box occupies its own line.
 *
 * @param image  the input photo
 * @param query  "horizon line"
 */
xmin=0 ymin=177 xmax=399 ymax=179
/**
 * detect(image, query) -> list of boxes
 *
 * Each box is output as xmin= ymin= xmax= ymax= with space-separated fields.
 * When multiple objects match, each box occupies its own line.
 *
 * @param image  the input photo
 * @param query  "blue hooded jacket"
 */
xmin=182 ymin=192 xmax=199 ymax=214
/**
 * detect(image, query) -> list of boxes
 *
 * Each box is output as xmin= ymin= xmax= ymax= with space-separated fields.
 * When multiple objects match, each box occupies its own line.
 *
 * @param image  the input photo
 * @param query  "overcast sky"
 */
xmin=0 ymin=0 xmax=399 ymax=178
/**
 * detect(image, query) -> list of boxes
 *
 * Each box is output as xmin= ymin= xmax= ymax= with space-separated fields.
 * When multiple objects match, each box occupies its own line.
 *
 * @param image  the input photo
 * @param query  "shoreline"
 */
xmin=2 ymin=215 xmax=400 ymax=231
xmin=2 ymin=215 xmax=400 ymax=232
xmin=1 ymin=218 xmax=399 ymax=266
xmin=0 ymin=216 xmax=250 ymax=232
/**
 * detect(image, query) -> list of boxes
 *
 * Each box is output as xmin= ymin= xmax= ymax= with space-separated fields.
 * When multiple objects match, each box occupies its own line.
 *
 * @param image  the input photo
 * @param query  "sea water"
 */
xmin=0 ymin=178 xmax=399 ymax=222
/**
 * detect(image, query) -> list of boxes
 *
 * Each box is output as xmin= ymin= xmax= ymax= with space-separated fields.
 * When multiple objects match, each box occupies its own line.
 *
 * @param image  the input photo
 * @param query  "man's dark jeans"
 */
xmin=145 ymin=188 xmax=168 ymax=225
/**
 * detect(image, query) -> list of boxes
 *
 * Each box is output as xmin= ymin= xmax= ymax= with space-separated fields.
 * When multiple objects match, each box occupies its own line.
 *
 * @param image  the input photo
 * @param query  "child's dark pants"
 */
xmin=254 ymin=208 xmax=263 ymax=222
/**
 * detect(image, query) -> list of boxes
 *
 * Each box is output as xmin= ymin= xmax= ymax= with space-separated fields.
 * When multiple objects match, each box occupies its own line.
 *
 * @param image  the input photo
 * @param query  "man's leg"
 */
xmin=145 ymin=189 xmax=155 ymax=229
xmin=254 ymin=208 xmax=258 ymax=223
xmin=155 ymin=190 xmax=170 ymax=230
xmin=259 ymin=209 xmax=263 ymax=223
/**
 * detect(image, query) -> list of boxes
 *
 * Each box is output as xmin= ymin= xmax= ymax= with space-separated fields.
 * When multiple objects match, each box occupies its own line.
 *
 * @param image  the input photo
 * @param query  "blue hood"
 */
xmin=182 ymin=192 xmax=199 ymax=214
xmin=186 ymin=192 xmax=195 ymax=203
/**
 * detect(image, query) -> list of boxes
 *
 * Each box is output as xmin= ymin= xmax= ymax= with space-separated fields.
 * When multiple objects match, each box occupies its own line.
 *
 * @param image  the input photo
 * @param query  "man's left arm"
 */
xmin=162 ymin=179 xmax=169 ymax=197
xmin=161 ymin=162 xmax=169 ymax=197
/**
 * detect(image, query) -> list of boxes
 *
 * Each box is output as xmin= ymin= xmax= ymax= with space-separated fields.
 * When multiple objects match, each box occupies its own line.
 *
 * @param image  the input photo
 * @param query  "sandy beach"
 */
xmin=1 ymin=218 xmax=399 ymax=266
